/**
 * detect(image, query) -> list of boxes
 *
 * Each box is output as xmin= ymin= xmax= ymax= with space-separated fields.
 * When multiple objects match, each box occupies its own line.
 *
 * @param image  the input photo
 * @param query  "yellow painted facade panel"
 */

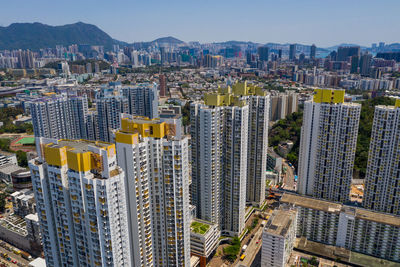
xmin=322 ymin=89 xmax=332 ymax=103
xmin=395 ymin=99 xmax=400 ymax=108
xmin=66 ymin=150 xmax=91 ymax=172
xmin=333 ymin=90 xmax=345 ymax=103
xmin=115 ymin=132 xmax=139 ymax=145
xmin=44 ymin=145 xmax=67 ymax=167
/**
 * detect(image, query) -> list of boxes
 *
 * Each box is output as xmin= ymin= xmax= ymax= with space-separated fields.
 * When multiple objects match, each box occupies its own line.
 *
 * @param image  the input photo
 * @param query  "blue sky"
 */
xmin=1 ymin=0 xmax=399 ymax=47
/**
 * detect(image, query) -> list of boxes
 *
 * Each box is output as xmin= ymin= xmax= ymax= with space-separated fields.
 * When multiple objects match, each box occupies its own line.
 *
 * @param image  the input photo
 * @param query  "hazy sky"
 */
xmin=1 ymin=0 xmax=399 ymax=47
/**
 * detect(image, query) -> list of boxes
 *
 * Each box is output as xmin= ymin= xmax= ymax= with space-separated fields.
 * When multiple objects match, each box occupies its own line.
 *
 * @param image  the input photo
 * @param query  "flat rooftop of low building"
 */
xmin=281 ymin=193 xmax=342 ymax=213
xmin=29 ymin=257 xmax=47 ymax=267
xmin=355 ymin=208 xmax=400 ymax=228
xmin=282 ymin=193 xmax=400 ymax=227
xmin=191 ymin=219 xmax=213 ymax=235
xmin=264 ymin=209 xmax=296 ymax=237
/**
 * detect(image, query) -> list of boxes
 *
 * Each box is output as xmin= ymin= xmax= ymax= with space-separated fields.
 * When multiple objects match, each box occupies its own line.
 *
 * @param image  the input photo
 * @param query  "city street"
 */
xmin=282 ymin=160 xmax=296 ymax=191
xmin=0 ymin=245 xmax=29 ymax=266
xmin=235 ymin=226 xmax=263 ymax=267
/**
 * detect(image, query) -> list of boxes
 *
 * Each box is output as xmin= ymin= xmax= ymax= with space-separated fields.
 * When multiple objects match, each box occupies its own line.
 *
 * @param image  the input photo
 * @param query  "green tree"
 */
xmin=223 ymin=237 xmax=241 ymax=262
xmin=0 ymin=193 xmax=6 ymax=212
xmin=16 ymin=150 xmax=28 ymax=167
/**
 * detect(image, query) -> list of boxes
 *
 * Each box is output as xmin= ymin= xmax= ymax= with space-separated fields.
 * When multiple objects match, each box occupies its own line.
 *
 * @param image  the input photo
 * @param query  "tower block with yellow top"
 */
xmin=29 ymin=137 xmax=131 ymax=267
xmin=115 ymin=113 xmax=190 ymax=267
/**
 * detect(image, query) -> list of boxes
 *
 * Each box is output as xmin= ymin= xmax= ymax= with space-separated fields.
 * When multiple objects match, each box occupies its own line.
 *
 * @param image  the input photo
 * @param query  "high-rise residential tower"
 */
xmin=246 ymin=94 xmax=269 ymax=206
xmin=190 ymin=104 xmax=224 ymax=227
xmin=115 ymin=114 xmax=190 ymax=267
xmin=159 ymin=74 xmax=167 ymax=98
xmin=29 ymin=138 xmax=131 ymax=267
xmin=191 ymin=82 xmax=269 ymax=236
xmin=310 ymin=44 xmax=316 ymax=59
xmin=298 ymin=89 xmax=361 ymax=203
xmin=289 ymin=44 xmax=296 ymax=61
xmin=30 ymin=95 xmax=90 ymax=140
xmin=96 ymin=94 xmax=129 ymax=142
xmin=257 ymin=46 xmax=269 ymax=62
xmin=121 ymin=83 xmax=159 ymax=119
xmin=363 ymin=100 xmax=400 ymax=215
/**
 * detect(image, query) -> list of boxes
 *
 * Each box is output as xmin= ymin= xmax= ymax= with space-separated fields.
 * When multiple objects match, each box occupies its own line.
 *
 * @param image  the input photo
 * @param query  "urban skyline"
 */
xmin=2 ymin=0 xmax=400 ymax=46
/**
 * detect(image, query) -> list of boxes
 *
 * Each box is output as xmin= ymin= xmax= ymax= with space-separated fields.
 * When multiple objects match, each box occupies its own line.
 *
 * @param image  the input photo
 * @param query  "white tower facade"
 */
xmin=29 ymin=138 xmax=131 ymax=267
xmin=115 ymin=115 xmax=190 ymax=267
xmin=298 ymin=89 xmax=360 ymax=203
xmin=363 ymin=101 xmax=400 ymax=215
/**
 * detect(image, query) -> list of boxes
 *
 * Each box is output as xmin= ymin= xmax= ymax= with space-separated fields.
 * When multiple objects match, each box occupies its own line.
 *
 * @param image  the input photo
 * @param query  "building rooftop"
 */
xmin=355 ymin=208 xmax=400 ymax=228
xmin=281 ymin=193 xmax=342 ymax=213
xmin=191 ymin=219 xmax=212 ymax=235
xmin=48 ymin=139 xmax=112 ymax=154
xmin=282 ymin=193 xmax=400 ymax=227
xmin=264 ymin=209 xmax=296 ymax=237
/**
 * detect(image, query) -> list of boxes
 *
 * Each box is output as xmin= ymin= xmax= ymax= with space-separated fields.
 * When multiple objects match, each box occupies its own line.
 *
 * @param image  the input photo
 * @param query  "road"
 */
xmin=282 ymin=160 xmax=296 ymax=191
xmin=0 ymin=245 xmax=29 ymax=266
xmin=235 ymin=226 xmax=263 ymax=267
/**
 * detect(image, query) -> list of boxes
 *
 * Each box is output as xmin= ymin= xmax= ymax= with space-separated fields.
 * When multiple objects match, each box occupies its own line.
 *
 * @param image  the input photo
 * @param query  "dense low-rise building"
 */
xmin=281 ymin=193 xmax=400 ymax=263
xmin=261 ymin=208 xmax=297 ymax=267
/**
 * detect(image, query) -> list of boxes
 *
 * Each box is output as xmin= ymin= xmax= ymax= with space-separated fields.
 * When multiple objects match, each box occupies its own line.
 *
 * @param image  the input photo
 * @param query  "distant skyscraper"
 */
xmin=86 ymin=62 xmax=92 ymax=73
xmin=121 ymin=83 xmax=159 ymax=119
xmin=257 ymin=46 xmax=269 ymax=61
xmin=159 ymin=74 xmax=167 ymax=97
xmin=30 ymin=95 xmax=90 ymax=140
xmin=94 ymin=62 xmax=100 ymax=73
xmin=30 ymin=138 xmax=131 ymax=267
xmin=310 ymin=44 xmax=316 ymax=59
xmin=360 ymin=54 xmax=372 ymax=76
xmin=246 ymin=50 xmax=252 ymax=65
xmin=337 ymin=46 xmax=360 ymax=61
xmin=350 ymin=56 xmax=359 ymax=73
xmin=115 ymin=115 xmax=190 ymax=267
xmin=363 ymin=100 xmax=400 ymax=215
xmin=289 ymin=44 xmax=296 ymax=61
xmin=298 ymin=89 xmax=361 ymax=203
xmin=278 ymin=49 xmax=282 ymax=59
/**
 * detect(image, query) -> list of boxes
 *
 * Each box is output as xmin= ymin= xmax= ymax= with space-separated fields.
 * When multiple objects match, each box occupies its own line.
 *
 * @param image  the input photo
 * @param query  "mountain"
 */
xmin=152 ymin=36 xmax=184 ymax=45
xmin=0 ymin=22 xmax=124 ymax=50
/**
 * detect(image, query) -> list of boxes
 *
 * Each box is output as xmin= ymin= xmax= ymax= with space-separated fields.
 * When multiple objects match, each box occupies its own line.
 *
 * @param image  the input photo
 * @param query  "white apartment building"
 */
xmin=96 ymin=95 xmax=129 ymax=142
xmin=30 ymin=95 xmax=90 ymax=140
xmin=190 ymin=219 xmax=220 ymax=262
xmin=222 ymin=105 xmax=248 ymax=236
xmin=190 ymin=104 xmax=224 ymax=226
xmin=246 ymin=95 xmax=269 ymax=206
xmin=298 ymin=89 xmax=361 ymax=203
xmin=363 ymin=101 xmax=400 ymax=215
xmin=281 ymin=193 xmax=400 ymax=263
xmin=191 ymin=82 xmax=268 ymax=237
xmin=29 ymin=138 xmax=131 ymax=267
xmin=261 ymin=208 xmax=297 ymax=267
xmin=269 ymin=91 xmax=298 ymax=121
xmin=121 ymin=83 xmax=159 ymax=119
xmin=115 ymin=114 xmax=190 ymax=267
